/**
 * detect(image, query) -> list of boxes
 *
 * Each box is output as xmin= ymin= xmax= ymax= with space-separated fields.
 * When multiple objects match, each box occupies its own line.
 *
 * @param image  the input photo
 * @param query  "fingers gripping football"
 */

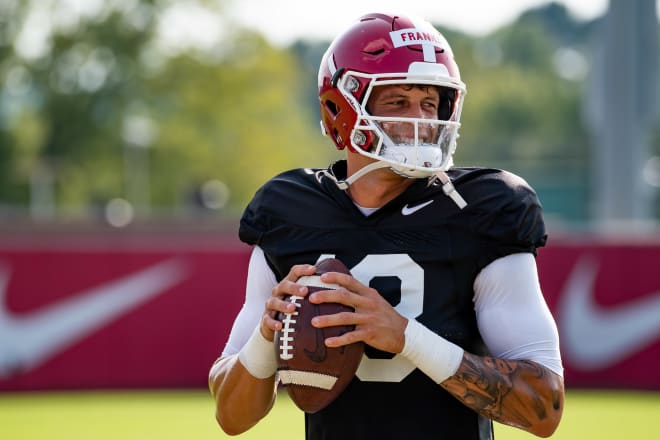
xmin=262 ymin=264 xmax=316 ymax=340
xmin=309 ymin=271 xmax=408 ymax=354
xmin=273 ymin=258 xmax=365 ymax=413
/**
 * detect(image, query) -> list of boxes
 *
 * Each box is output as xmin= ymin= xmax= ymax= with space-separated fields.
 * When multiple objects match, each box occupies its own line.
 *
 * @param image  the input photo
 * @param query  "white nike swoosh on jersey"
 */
xmin=401 ymin=199 xmax=434 ymax=216
xmin=0 ymin=258 xmax=189 ymax=378
xmin=558 ymin=256 xmax=660 ymax=371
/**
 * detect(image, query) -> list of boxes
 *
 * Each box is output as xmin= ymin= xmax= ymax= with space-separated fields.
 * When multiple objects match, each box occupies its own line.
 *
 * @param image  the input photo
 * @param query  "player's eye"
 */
xmin=423 ymin=100 xmax=438 ymax=110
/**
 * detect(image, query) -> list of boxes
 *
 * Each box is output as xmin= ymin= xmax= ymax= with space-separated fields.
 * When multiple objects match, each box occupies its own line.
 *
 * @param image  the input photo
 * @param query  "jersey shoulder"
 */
xmin=246 ymin=167 xmax=321 ymax=209
xmin=450 ymin=167 xmax=547 ymax=250
xmin=451 ymin=167 xmax=539 ymax=205
xmin=238 ymin=167 xmax=334 ymax=245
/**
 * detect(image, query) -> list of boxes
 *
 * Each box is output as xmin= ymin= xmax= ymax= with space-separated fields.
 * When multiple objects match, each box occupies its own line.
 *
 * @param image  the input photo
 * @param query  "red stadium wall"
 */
xmin=0 ymin=230 xmax=658 ymax=391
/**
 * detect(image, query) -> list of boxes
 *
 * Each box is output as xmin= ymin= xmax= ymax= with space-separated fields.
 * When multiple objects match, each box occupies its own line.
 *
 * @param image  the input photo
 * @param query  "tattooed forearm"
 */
xmin=440 ymin=353 xmax=564 ymax=437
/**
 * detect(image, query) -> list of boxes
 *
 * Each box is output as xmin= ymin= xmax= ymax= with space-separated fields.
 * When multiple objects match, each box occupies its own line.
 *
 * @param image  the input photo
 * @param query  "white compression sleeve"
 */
xmin=221 ymin=246 xmax=277 ymax=357
xmin=218 ymin=246 xmax=279 ymax=379
xmin=473 ymin=253 xmax=563 ymax=376
xmin=400 ymin=319 xmax=465 ymax=384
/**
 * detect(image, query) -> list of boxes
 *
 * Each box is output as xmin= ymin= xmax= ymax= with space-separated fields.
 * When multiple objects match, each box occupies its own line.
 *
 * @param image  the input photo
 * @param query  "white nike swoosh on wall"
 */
xmin=0 ymin=259 xmax=189 ymax=378
xmin=558 ymin=256 xmax=660 ymax=371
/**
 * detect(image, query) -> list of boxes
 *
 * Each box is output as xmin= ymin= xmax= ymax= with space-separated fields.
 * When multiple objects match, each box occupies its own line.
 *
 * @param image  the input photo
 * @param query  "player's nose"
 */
xmin=403 ymin=101 xmax=428 ymax=119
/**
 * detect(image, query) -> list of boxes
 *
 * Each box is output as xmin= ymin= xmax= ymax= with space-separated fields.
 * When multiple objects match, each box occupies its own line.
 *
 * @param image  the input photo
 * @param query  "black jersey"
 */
xmin=239 ymin=160 xmax=546 ymax=440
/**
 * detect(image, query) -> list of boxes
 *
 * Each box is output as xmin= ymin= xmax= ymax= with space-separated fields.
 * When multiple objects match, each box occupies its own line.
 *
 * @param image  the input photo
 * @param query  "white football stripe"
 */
xmin=296 ymin=275 xmax=340 ymax=289
xmin=279 ymin=370 xmax=338 ymax=390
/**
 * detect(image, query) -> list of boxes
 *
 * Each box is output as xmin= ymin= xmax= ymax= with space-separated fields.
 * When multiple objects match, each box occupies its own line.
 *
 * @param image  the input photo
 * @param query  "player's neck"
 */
xmin=345 ymin=153 xmax=414 ymax=208
xmin=346 ymin=167 xmax=414 ymax=208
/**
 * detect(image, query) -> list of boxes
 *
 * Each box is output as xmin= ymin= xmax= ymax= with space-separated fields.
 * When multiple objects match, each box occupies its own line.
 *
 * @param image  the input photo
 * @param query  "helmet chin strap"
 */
xmin=322 ymin=160 xmax=392 ymax=190
xmin=322 ymin=160 xmax=468 ymax=210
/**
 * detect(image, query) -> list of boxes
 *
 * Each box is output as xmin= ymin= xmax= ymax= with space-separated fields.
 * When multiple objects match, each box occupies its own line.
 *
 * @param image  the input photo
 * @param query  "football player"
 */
xmin=209 ymin=12 xmax=564 ymax=439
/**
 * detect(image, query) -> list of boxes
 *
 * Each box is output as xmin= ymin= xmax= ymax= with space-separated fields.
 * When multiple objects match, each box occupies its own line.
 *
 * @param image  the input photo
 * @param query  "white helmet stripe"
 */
xmin=423 ymin=44 xmax=436 ymax=63
xmin=327 ymin=53 xmax=337 ymax=76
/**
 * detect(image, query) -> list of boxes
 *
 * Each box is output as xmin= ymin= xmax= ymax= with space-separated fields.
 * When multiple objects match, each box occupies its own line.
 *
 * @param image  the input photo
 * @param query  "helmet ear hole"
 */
xmin=325 ymin=99 xmax=340 ymax=117
xmin=437 ymin=88 xmax=455 ymax=121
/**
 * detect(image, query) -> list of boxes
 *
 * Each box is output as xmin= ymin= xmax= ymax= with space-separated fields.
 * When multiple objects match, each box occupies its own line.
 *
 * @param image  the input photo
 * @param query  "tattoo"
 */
xmin=441 ymin=353 xmax=560 ymax=430
xmin=552 ymin=388 xmax=562 ymax=411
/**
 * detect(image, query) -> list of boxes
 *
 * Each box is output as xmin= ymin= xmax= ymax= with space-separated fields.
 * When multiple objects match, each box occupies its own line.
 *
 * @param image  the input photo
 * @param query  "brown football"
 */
xmin=274 ymin=258 xmax=364 ymax=413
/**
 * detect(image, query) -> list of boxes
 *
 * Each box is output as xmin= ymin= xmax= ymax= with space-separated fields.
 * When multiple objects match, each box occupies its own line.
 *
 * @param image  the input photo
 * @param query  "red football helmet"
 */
xmin=318 ymin=13 xmax=466 ymax=179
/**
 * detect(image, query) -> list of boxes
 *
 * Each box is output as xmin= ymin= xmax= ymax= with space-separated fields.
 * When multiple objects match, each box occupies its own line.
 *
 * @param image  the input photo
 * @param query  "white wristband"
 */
xmin=400 ymin=319 xmax=465 ymax=384
xmin=237 ymin=326 xmax=278 ymax=379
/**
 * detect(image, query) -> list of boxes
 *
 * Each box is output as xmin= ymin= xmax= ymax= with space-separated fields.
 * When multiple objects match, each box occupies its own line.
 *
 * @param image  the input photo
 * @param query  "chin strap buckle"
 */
xmin=428 ymin=172 xmax=467 ymax=209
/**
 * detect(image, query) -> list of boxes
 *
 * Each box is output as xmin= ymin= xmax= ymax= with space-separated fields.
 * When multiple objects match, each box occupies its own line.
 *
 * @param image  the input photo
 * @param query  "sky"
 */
xmin=26 ymin=0 xmax=659 ymax=58
xmin=226 ymin=0 xmax=619 ymax=46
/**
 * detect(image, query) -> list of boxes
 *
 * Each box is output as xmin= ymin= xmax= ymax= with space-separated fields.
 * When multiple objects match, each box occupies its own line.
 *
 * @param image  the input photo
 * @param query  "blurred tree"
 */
xmin=1 ymin=0 xmax=160 ymax=218
xmin=0 ymin=0 xmax=32 ymax=207
xmin=437 ymin=5 xmax=592 ymax=222
xmin=0 ymin=1 xmax=652 ymax=224
xmin=0 ymin=0 xmax=338 ymax=220
xmin=147 ymin=30 xmax=336 ymax=216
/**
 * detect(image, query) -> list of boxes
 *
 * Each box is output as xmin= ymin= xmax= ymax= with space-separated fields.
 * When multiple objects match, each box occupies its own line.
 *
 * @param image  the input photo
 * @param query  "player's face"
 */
xmin=366 ymin=84 xmax=440 ymax=144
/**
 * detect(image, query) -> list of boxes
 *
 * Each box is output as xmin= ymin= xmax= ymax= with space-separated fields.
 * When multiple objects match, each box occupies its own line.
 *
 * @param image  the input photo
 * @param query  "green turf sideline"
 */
xmin=0 ymin=389 xmax=658 ymax=439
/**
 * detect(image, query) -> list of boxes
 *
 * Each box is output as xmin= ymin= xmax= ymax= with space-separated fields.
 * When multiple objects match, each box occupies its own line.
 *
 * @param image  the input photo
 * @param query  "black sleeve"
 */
xmin=238 ymin=183 xmax=269 ymax=247
xmin=237 ymin=169 xmax=330 ymax=280
xmin=454 ymin=169 xmax=547 ymax=271
xmin=488 ymin=172 xmax=547 ymax=250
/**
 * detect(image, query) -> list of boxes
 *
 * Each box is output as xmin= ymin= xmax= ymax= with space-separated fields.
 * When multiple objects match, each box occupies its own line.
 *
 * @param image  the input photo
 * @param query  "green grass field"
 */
xmin=1 ymin=389 xmax=658 ymax=439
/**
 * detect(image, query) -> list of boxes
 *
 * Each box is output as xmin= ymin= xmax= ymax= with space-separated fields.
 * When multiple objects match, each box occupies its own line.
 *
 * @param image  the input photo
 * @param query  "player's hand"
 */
xmin=308 ymin=270 xmax=408 ymax=354
xmin=260 ymin=264 xmax=316 ymax=341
